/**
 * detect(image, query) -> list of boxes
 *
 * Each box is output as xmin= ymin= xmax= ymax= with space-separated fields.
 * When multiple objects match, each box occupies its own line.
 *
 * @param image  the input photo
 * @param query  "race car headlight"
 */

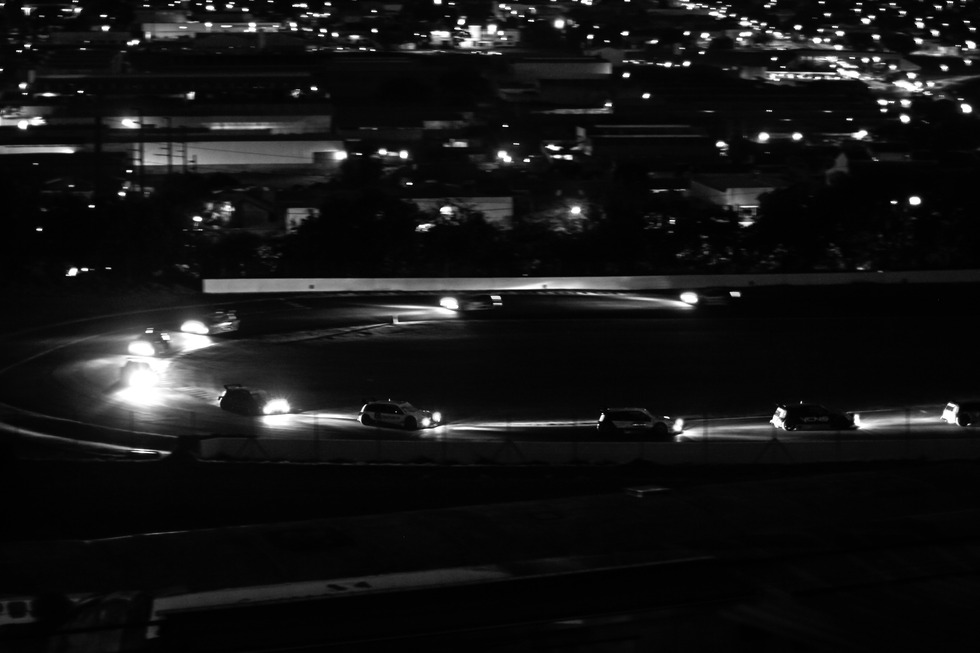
xmin=181 ymin=319 xmax=210 ymax=335
xmin=263 ymin=399 xmax=290 ymax=415
xmin=127 ymin=368 xmax=157 ymax=388
xmin=421 ymin=416 xmax=432 ymax=427
xmin=128 ymin=341 xmax=156 ymax=357
xmin=852 ymin=413 xmax=861 ymax=428
xmin=680 ymin=291 xmax=699 ymax=305
xmin=432 ymin=411 xmax=442 ymax=424
xmin=439 ymin=297 xmax=460 ymax=311
xmin=673 ymin=418 xmax=685 ymax=433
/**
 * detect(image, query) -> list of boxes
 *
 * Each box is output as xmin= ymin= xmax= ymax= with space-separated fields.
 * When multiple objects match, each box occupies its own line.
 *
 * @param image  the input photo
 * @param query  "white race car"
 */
xmin=358 ymin=399 xmax=443 ymax=430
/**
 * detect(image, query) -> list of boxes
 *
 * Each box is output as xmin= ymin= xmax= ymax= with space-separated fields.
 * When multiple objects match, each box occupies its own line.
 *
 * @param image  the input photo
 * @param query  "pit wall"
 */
xmin=195 ymin=436 xmax=980 ymax=465
xmin=203 ymin=270 xmax=980 ymax=294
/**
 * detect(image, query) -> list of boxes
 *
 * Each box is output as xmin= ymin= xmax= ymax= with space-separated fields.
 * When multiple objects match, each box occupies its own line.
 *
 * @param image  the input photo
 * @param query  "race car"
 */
xmin=770 ymin=402 xmax=860 ymax=431
xmin=119 ymin=358 xmax=161 ymax=388
xmin=439 ymin=294 xmax=503 ymax=312
xmin=941 ymin=401 xmax=980 ymax=427
xmin=181 ymin=310 xmax=240 ymax=335
xmin=218 ymin=384 xmax=291 ymax=416
xmin=127 ymin=328 xmax=172 ymax=357
xmin=358 ymin=399 xmax=443 ymax=430
xmin=596 ymin=407 xmax=684 ymax=439
xmin=679 ymin=288 xmax=742 ymax=306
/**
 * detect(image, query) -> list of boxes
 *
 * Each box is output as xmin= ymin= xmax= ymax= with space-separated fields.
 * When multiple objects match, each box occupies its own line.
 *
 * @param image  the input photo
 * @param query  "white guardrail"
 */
xmin=202 ymin=270 xmax=980 ymax=294
xmin=192 ymin=435 xmax=980 ymax=465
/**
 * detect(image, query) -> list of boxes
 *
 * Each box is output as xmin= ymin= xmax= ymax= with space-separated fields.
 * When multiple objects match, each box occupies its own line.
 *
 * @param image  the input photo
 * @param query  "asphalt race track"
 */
xmin=2 ymin=285 xmax=980 ymax=458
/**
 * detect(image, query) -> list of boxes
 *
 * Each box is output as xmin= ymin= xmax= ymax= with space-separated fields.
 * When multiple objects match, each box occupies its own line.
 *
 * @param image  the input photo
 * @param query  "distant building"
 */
xmin=138 ymin=11 xmax=283 ymax=42
xmin=688 ymin=172 xmax=785 ymax=225
xmin=581 ymin=123 xmax=720 ymax=168
xmin=507 ymin=56 xmax=612 ymax=82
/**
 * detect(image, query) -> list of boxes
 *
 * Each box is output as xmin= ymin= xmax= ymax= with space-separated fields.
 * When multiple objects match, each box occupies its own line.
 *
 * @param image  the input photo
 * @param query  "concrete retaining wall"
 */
xmin=202 ymin=270 xmax=980 ymax=294
xmin=196 ymin=436 xmax=980 ymax=465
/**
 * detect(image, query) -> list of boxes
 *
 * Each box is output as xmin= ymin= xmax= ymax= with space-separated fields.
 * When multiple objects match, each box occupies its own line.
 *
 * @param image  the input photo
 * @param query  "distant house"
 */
xmin=407 ymin=195 xmax=514 ymax=230
xmin=688 ymin=172 xmax=785 ymax=225
xmin=824 ymin=144 xmax=874 ymax=184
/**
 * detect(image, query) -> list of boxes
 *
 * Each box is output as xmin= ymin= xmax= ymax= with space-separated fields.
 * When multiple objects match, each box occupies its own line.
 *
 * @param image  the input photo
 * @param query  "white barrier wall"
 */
xmin=203 ymin=270 xmax=980 ymax=294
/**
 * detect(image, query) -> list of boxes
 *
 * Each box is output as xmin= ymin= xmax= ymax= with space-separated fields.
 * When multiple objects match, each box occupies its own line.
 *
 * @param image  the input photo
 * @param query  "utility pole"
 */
xmin=166 ymin=116 xmax=173 ymax=176
xmin=138 ymin=109 xmax=145 ymax=195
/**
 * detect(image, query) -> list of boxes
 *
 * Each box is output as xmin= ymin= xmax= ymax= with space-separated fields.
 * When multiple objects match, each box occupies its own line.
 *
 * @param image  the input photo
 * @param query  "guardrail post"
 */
xmin=905 ymin=406 xmax=912 ymax=459
xmin=702 ymin=413 xmax=709 ymax=464
xmin=313 ymin=412 xmax=320 ymax=460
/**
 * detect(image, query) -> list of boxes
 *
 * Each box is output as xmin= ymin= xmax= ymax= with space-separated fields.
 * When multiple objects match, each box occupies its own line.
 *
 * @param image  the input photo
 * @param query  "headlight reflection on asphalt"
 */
xmin=452 ymin=419 xmax=594 ymax=431
xmin=260 ymin=412 xmax=294 ymax=427
xmin=115 ymin=386 xmax=166 ymax=406
xmin=613 ymin=293 xmax=696 ymax=311
xmin=855 ymin=412 xmax=940 ymax=430
xmin=172 ymin=333 xmax=215 ymax=352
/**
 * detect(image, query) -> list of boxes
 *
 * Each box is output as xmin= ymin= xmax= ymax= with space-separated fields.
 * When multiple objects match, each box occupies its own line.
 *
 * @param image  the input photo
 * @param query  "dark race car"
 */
xmin=439 ymin=294 xmax=503 ymax=312
xmin=181 ymin=310 xmax=240 ymax=335
xmin=596 ymin=407 xmax=684 ymax=440
xmin=127 ymin=328 xmax=172 ymax=357
xmin=770 ymin=402 xmax=860 ymax=431
xmin=119 ymin=358 xmax=162 ymax=388
xmin=218 ymin=384 xmax=291 ymax=416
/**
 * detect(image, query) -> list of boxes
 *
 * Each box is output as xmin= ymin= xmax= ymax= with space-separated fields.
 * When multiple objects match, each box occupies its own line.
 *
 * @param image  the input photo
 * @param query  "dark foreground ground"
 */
xmin=3 ymin=280 xmax=980 ymax=652
xmin=3 ymin=455 xmax=980 ymax=653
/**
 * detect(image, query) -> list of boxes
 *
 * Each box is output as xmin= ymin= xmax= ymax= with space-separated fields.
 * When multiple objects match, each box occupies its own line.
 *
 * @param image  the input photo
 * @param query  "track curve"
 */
xmin=3 ymin=289 xmax=980 ymax=460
